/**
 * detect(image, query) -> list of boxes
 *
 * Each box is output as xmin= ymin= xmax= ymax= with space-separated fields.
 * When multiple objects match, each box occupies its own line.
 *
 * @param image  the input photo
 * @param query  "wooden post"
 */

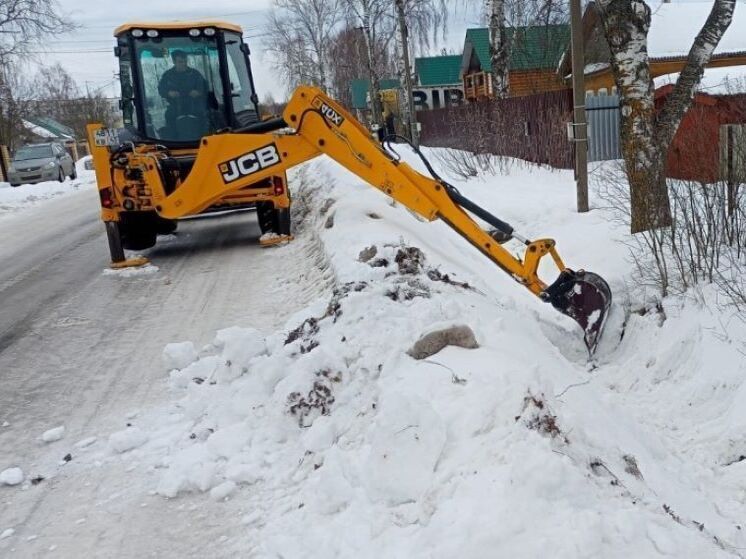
xmin=70 ymin=141 xmax=79 ymax=162
xmin=0 ymin=145 xmax=11 ymax=182
xmin=570 ymin=0 xmax=589 ymax=213
xmin=395 ymin=0 xmax=419 ymax=147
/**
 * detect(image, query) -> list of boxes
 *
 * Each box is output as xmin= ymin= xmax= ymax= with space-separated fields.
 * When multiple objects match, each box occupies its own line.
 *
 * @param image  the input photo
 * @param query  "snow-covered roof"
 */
xmin=584 ymin=62 xmax=610 ymax=75
xmin=21 ymin=119 xmax=73 ymax=140
xmin=648 ymin=3 xmax=746 ymax=60
xmin=654 ymin=64 xmax=746 ymax=95
xmin=22 ymin=120 xmax=57 ymax=139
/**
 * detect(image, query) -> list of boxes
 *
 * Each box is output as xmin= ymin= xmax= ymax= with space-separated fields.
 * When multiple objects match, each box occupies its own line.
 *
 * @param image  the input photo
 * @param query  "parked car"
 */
xmin=6 ymin=143 xmax=77 ymax=187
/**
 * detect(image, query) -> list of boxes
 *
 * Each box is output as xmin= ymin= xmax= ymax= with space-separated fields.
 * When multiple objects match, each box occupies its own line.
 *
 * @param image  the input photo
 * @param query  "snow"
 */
xmin=654 ymin=64 xmax=746 ymax=95
xmin=648 ymin=3 xmax=746 ymax=60
xmin=0 ymin=529 xmax=14 ymax=540
xmin=4 ymin=147 xmax=746 ymax=556
xmin=108 ymin=426 xmax=149 ymax=454
xmin=40 ymin=425 xmax=65 ymax=443
xmin=584 ymin=62 xmax=610 ymax=75
xmin=0 ymin=467 xmax=24 ymax=486
xmin=162 ymin=341 xmax=198 ymax=371
xmin=0 ymin=157 xmax=95 ymax=219
xmin=102 ymin=263 xmax=160 ymax=277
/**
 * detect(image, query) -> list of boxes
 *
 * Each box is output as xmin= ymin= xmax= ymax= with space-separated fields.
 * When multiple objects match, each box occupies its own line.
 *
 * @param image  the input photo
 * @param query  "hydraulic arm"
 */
xmin=127 ymin=86 xmax=612 ymax=352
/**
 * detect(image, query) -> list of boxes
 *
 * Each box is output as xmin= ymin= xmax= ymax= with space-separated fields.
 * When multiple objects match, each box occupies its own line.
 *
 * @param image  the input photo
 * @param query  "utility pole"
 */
xmin=394 ymin=0 xmax=419 ymax=146
xmin=570 ymin=0 xmax=589 ymax=213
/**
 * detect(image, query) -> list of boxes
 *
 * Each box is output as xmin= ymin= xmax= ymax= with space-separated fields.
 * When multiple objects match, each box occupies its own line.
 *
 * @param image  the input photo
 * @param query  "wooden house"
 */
xmin=460 ymin=25 xmax=570 ymax=100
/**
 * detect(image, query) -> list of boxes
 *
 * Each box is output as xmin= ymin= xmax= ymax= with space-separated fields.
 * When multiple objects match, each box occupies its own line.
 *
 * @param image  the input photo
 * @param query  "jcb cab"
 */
xmin=89 ymin=21 xmax=291 ymax=262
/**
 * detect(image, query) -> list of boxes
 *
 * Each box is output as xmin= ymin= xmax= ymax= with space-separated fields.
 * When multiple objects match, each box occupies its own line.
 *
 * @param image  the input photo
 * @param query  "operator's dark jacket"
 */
xmin=157 ymin=67 xmax=209 ymax=116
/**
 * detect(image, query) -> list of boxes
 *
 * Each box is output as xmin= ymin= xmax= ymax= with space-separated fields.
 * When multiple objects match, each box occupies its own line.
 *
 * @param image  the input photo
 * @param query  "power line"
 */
xmin=27 ymin=49 xmax=112 ymax=54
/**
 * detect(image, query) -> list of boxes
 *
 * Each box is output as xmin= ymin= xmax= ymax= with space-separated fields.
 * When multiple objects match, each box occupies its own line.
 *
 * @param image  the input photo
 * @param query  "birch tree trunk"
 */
xmin=596 ymin=0 xmax=736 ymax=233
xmin=488 ymin=0 xmax=509 ymax=98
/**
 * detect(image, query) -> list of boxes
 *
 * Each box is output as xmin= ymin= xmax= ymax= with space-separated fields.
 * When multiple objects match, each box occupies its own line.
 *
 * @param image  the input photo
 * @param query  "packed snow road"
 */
xmin=0 ymin=181 xmax=327 ymax=557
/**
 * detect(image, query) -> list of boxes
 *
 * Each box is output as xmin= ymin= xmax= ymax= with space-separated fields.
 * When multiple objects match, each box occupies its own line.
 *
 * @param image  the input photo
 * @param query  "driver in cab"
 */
xmin=158 ymin=50 xmax=208 ymax=130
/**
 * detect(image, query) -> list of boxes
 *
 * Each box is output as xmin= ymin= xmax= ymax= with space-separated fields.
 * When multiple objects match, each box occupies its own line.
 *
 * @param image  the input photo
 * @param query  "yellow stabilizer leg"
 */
xmin=110 ymin=256 xmax=150 ymax=269
xmin=259 ymin=234 xmax=294 ymax=247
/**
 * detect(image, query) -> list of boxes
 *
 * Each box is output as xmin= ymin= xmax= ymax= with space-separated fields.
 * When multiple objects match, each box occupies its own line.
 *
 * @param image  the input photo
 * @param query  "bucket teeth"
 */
xmin=541 ymin=269 xmax=612 ymax=355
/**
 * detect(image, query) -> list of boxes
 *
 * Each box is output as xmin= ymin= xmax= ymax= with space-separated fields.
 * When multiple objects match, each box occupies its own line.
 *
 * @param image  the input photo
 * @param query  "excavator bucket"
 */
xmin=541 ymin=270 xmax=612 ymax=354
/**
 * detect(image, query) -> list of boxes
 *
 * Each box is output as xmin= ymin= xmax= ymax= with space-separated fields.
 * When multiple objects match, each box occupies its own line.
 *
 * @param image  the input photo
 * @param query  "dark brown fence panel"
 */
xmin=418 ymin=89 xmax=574 ymax=169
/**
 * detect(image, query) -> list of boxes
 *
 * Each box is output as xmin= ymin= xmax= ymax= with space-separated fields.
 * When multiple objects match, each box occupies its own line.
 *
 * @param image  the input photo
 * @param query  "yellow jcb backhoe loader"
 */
xmin=87 ymin=21 xmax=612 ymax=352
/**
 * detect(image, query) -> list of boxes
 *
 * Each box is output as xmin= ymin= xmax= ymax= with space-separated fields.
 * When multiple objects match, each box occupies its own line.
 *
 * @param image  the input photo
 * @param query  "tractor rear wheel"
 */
xmin=119 ymin=212 xmax=158 ymax=251
xmin=155 ymin=216 xmax=178 ymax=235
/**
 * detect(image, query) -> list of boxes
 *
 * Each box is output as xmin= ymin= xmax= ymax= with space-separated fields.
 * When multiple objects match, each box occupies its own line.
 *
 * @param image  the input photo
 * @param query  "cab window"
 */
xmin=134 ymin=35 xmax=227 ymax=143
xmin=224 ymin=33 xmax=258 ymax=127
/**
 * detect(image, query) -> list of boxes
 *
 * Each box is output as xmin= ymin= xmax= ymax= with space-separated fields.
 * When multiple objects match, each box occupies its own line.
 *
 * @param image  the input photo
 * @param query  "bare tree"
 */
xmin=393 ymin=0 xmax=448 ymax=145
xmin=347 ymin=0 xmax=397 ymax=128
xmin=28 ymin=64 xmax=115 ymax=139
xmin=0 ymin=0 xmax=72 ymax=58
xmin=0 ymin=0 xmax=73 ymax=147
xmin=328 ymin=22 xmax=397 ymax=112
xmin=266 ymin=0 xmax=344 ymax=94
xmin=258 ymin=92 xmax=287 ymax=116
xmin=0 ymin=58 xmax=38 ymax=150
xmin=594 ymin=0 xmax=736 ymax=233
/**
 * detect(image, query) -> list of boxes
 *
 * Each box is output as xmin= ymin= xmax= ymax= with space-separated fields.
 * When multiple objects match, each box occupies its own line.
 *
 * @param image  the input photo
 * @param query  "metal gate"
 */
xmin=720 ymin=123 xmax=746 ymax=183
xmin=587 ymin=94 xmax=621 ymax=161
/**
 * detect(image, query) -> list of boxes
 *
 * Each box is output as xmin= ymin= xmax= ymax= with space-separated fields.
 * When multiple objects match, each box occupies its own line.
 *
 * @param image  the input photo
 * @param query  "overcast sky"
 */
xmin=43 ymin=1 xmax=481 ymax=100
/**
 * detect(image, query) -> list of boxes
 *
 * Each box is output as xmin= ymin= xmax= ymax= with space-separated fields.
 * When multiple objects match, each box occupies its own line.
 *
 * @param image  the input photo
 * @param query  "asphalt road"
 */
xmin=0 ymin=189 xmax=321 ymax=557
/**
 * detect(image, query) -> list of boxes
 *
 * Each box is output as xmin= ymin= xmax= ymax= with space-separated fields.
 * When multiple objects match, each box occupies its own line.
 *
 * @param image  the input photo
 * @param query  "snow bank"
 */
xmin=77 ymin=151 xmax=746 ymax=556
xmin=0 ymin=158 xmax=95 ymax=218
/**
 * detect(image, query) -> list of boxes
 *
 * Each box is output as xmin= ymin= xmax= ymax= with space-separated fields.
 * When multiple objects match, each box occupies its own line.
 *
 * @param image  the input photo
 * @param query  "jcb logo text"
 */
xmin=219 ymin=144 xmax=280 ymax=183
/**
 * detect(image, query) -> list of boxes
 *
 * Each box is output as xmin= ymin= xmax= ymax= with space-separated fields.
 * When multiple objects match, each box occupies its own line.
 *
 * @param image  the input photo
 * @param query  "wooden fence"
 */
xmin=417 ymin=89 xmax=574 ymax=169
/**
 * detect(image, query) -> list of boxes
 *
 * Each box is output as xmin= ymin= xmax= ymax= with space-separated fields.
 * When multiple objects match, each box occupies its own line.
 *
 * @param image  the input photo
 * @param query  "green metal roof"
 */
xmin=350 ymin=78 xmax=401 ymax=110
xmin=464 ymin=24 xmax=570 ymax=72
xmin=414 ymin=55 xmax=462 ymax=86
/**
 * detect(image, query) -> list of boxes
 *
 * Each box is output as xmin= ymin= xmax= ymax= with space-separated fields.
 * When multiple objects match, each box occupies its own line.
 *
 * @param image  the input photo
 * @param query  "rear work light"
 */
xmin=203 ymin=28 xmax=216 ymax=36
xmin=146 ymin=29 xmax=159 ymax=38
xmin=99 ymin=187 xmax=114 ymax=208
xmin=188 ymin=28 xmax=201 ymax=37
xmin=272 ymin=177 xmax=284 ymax=196
xmin=131 ymin=29 xmax=144 ymax=38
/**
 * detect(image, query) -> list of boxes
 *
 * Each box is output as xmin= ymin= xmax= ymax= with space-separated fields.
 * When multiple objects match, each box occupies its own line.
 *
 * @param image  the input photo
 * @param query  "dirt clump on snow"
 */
xmin=395 ymin=246 xmax=425 ymax=275
xmin=427 ymin=268 xmax=474 ymax=291
xmin=358 ymin=245 xmax=377 ymax=262
xmin=407 ymin=325 xmax=479 ymax=360
xmin=386 ymin=279 xmax=430 ymax=301
xmin=286 ymin=369 xmax=342 ymax=427
xmin=285 ymin=317 xmax=320 ymax=345
xmin=520 ymin=394 xmax=568 ymax=443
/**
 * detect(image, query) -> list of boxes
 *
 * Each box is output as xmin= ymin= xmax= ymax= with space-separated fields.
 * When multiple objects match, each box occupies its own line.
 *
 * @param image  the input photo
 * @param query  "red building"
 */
xmin=655 ymin=68 xmax=746 ymax=183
